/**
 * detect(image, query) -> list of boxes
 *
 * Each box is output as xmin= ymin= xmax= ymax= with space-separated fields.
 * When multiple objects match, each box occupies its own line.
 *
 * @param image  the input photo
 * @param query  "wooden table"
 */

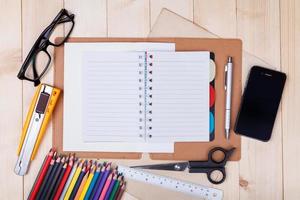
xmin=1 ymin=0 xmax=299 ymax=199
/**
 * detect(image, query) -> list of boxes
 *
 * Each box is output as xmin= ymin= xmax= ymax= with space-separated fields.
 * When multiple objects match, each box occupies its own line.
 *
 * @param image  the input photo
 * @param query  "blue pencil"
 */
xmin=92 ymin=164 xmax=111 ymax=200
xmin=89 ymin=164 xmax=106 ymax=199
xmin=84 ymin=164 xmax=102 ymax=200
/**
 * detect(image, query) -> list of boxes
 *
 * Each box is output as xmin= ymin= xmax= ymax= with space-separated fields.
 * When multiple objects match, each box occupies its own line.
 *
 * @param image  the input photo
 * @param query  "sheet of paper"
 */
xmin=64 ymin=42 xmax=175 ymax=153
xmin=82 ymin=51 xmax=146 ymax=142
xmin=146 ymin=52 xmax=210 ymax=142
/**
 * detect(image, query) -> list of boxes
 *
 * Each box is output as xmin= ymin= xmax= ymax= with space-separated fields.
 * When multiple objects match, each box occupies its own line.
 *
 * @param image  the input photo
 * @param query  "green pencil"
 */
xmin=109 ymin=176 xmax=121 ymax=200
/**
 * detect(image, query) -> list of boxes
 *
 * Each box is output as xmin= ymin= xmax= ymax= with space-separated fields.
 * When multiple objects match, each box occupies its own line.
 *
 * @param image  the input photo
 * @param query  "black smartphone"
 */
xmin=234 ymin=66 xmax=286 ymax=141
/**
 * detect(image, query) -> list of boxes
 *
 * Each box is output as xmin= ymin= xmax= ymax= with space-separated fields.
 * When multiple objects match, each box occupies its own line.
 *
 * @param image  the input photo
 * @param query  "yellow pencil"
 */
xmin=74 ymin=167 xmax=90 ymax=200
xmin=78 ymin=164 xmax=96 ymax=200
xmin=63 ymin=160 xmax=83 ymax=200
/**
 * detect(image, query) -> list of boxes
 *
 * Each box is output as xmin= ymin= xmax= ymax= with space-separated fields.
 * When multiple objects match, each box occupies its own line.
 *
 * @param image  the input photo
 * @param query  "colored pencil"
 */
xmin=70 ymin=164 xmax=87 ymax=199
xmin=28 ymin=149 xmax=51 ymax=198
xmin=104 ymin=174 xmax=117 ymax=200
xmin=85 ymin=160 xmax=93 ymax=171
xmin=84 ymin=164 xmax=102 ymax=200
xmin=35 ymin=155 xmax=56 ymax=200
xmin=114 ymin=181 xmax=123 ymax=200
xmin=75 ymin=165 xmax=92 ymax=200
xmin=29 ymin=149 xmax=127 ymax=200
xmin=44 ymin=156 xmax=65 ymax=199
xmin=92 ymin=164 xmax=111 ymax=200
xmin=98 ymin=173 xmax=113 ymax=200
xmin=54 ymin=157 xmax=74 ymax=200
xmin=108 ymin=176 xmax=122 ymax=200
xmin=115 ymin=182 xmax=126 ymax=200
xmin=50 ymin=161 xmax=67 ymax=200
xmin=29 ymin=149 xmax=54 ymax=200
xmin=63 ymin=160 xmax=83 ymax=200
xmin=79 ymin=164 xmax=96 ymax=200
xmin=59 ymin=160 xmax=78 ymax=200
xmin=99 ymin=173 xmax=113 ymax=200
xmin=51 ymin=155 xmax=71 ymax=199
xmin=89 ymin=164 xmax=106 ymax=199
xmin=40 ymin=155 xmax=62 ymax=199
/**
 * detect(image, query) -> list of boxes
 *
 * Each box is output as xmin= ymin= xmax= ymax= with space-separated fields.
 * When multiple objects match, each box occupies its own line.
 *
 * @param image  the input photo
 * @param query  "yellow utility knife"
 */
xmin=15 ymin=84 xmax=60 ymax=176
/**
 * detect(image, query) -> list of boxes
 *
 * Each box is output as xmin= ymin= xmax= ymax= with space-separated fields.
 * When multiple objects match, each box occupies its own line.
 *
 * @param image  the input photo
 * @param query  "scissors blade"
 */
xmin=131 ymin=162 xmax=189 ymax=171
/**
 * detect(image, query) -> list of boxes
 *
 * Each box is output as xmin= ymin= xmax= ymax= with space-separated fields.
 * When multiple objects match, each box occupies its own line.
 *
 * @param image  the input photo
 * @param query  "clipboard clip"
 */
xmin=224 ymin=64 xmax=228 ymax=91
xmin=15 ymin=84 xmax=60 ymax=176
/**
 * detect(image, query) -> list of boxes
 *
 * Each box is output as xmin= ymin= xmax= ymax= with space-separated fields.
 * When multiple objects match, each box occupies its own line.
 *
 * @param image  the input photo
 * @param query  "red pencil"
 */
xmin=53 ymin=156 xmax=74 ymax=200
xmin=98 ymin=173 xmax=113 ymax=200
xmin=28 ymin=149 xmax=55 ymax=200
xmin=85 ymin=160 xmax=92 ymax=172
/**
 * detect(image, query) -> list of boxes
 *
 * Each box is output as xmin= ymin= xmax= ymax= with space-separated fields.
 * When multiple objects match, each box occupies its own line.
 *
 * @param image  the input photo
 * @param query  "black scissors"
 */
xmin=132 ymin=147 xmax=235 ymax=184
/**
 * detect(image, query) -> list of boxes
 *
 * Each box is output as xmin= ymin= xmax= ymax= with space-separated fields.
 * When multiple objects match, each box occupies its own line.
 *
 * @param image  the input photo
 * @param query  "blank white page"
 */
xmin=146 ymin=51 xmax=210 ymax=142
xmin=82 ymin=51 xmax=146 ymax=142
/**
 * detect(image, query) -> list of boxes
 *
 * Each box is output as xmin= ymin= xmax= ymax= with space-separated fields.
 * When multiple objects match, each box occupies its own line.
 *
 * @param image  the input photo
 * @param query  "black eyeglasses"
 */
xmin=17 ymin=9 xmax=75 ymax=86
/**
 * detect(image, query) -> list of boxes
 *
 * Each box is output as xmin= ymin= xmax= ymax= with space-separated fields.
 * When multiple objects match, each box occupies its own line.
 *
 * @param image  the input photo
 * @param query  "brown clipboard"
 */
xmin=53 ymin=37 xmax=242 ymax=161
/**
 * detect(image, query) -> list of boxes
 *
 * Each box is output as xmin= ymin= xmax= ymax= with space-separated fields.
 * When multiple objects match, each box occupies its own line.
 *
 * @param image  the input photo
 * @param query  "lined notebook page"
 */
xmin=82 ymin=51 xmax=146 ymax=142
xmin=146 ymin=52 xmax=210 ymax=142
xmin=64 ymin=43 xmax=175 ymax=153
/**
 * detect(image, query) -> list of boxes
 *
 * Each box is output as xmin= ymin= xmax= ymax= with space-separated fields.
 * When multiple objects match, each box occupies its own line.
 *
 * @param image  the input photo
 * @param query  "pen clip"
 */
xmin=224 ymin=64 xmax=228 ymax=90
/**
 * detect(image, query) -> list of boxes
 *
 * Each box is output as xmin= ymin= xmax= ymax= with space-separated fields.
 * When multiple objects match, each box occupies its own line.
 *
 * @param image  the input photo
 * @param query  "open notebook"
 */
xmin=82 ymin=51 xmax=210 ymax=143
xmin=64 ymin=42 xmax=178 ymax=153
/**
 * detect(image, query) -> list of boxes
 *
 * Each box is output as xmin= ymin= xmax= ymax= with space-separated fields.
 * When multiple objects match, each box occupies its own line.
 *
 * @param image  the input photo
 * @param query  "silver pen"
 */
xmin=225 ymin=57 xmax=233 ymax=140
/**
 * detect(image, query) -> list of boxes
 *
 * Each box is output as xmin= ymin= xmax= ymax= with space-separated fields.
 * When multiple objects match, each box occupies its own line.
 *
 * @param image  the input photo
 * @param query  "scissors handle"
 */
xmin=208 ymin=147 xmax=231 ymax=165
xmin=188 ymin=147 xmax=234 ymax=168
xmin=187 ymin=147 xmax=235 ymax=184
xmin=189 ymin=167 xmax=226 ymax=184
xmin=189 ymin=160 xmax=215 ymax=168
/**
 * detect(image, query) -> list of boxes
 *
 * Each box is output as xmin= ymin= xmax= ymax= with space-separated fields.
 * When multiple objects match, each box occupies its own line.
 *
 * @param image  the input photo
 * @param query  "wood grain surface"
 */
xmin=0 ymin=0 xmax=299 ymax=199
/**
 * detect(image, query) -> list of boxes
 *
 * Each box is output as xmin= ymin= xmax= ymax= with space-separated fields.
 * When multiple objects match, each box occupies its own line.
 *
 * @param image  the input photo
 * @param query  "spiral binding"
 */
xmin=147 ymin=53 xmax=153 ymax=139
xmin=138 ymin=54 xmax=145 ymax=138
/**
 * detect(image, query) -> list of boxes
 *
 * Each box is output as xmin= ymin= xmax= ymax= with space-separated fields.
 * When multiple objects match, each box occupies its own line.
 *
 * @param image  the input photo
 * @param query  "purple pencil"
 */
xmin=89 ymin=164 xmax=106 ymax=199
xmin=92 ymin=164 xmax=111 ymax=200
xmin=104 ymin=173 xmax=117 ymax=200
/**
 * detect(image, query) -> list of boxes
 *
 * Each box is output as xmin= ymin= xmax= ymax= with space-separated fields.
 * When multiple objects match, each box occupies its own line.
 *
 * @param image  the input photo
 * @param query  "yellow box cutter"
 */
xmin=15 ymin=84 xmax=60 ymax=176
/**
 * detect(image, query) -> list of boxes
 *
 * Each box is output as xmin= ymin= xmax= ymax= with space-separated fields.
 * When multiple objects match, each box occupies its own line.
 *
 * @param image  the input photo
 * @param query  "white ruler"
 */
xmin=118 ymin=165 xmax=223 ymax=200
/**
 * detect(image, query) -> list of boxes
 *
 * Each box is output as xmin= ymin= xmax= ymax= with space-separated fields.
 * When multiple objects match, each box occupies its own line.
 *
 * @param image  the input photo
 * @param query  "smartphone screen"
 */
xmin=234 ymin=66 xmax=286 ymax=141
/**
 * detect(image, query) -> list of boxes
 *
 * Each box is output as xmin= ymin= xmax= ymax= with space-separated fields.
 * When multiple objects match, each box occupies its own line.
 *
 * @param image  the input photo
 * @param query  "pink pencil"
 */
xmin=98 ymin=173 xmax=113 ymax=200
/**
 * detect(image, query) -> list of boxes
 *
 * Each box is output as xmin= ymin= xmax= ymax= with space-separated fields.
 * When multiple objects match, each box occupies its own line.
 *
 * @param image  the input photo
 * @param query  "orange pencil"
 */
xmin=74 ymin=167 xmax=90 ymax=200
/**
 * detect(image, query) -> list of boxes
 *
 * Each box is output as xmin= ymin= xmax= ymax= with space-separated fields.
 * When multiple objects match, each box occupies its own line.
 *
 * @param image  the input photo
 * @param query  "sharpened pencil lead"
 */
xmin=63 ymin=162 xmax=67 ymax=168
xmin=53 ymin=151 xmax=57 ymax=158
xmin=69 ymin=158 xmax=73 ymax=165
xmin=56 ymin=156 xmax=61 ymax=163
